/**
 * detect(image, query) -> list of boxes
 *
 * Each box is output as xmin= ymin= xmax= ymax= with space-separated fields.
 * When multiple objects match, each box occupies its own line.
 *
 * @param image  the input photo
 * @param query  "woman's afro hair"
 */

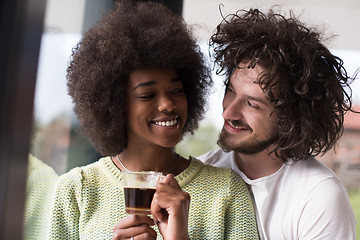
xmin=67 ymin=0 xmax=212 ymax=155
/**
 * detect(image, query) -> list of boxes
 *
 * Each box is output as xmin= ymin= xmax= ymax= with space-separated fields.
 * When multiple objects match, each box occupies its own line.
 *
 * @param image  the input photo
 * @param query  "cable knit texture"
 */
xmin=24 ymin=155 xmax=59 ymax=240
xmin=49 ymin=157 xmax=259 ymax=239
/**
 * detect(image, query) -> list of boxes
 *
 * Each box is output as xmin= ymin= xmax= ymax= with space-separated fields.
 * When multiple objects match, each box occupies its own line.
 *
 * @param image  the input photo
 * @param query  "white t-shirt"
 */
xmin=198 ymin=149 xmax=356 ymax=240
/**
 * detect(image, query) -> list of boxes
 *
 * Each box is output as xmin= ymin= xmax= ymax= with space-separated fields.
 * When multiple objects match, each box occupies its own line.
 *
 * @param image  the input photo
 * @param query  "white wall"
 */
xmin=183 ymin=0 xmax=360 ymax=129
xmin=183 ymin=0 xmax=360 ymax=50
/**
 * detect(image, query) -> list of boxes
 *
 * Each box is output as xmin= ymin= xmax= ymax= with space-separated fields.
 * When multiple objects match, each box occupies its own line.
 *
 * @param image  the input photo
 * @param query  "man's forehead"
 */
xmin=231 ymin=72 xmax=278 ymax=104
xmin=231 ymin=63 xmax=266 ymax=81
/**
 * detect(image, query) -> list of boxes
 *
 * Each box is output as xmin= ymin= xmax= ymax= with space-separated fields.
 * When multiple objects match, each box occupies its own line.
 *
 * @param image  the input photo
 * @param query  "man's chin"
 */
xmin=217 ymin=130 xmax=277 ymax=155
xmin=217 ymin=130 xmax=245 ymax=153
xmin=218 ymin=138 xmax=266 ymax=154
xmin=217 ymin=139 xmax=233 ymax=153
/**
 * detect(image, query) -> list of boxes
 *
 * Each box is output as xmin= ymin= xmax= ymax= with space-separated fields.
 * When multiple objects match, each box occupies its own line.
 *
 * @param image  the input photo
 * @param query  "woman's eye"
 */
xmin=138 ymin=93 xmax=155 ymax=100
xmin=172 ymin=88 xmax=185 ymax=95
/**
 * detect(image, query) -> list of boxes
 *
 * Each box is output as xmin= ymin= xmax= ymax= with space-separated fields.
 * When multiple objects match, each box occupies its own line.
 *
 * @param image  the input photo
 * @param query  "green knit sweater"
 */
xmin=49 ymin=157 xmax=259 ymax=239
xmin=24 ymin=154 xmax=59 ymax=240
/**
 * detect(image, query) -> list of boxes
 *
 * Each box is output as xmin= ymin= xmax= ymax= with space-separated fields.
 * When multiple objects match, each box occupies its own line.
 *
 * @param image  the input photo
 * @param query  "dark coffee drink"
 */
xmin=124 ymin=187 xmax=156 ymax=215
xmin=122 ymin=171 xmax=162 ymax=215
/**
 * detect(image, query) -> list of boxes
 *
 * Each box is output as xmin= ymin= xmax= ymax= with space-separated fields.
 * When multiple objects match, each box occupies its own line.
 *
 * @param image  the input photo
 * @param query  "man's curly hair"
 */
xmin=210 ymin=7 xmax=356 ymax=161
xmin=67 ymin=1 xmax=212 ymax=156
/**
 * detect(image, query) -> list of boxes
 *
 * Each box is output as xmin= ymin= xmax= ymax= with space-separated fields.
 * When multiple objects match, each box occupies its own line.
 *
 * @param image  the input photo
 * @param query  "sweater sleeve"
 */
xmin=24 ymin=155 xmax=59 ymax=240
xmin=224 ymin=170 xmax=259 ymax=240
xmin=48 ymin=168 xmax=83 ymax=240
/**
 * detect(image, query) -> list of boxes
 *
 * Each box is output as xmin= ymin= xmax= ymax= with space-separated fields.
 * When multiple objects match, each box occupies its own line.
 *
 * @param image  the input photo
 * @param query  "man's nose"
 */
xmin=223 ymin=96 xmax=243 ymax=120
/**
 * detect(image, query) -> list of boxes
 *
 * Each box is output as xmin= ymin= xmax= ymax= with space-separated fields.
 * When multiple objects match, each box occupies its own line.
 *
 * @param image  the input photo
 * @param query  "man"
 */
xmin=199 ymin=8 xmax=357 ymax=240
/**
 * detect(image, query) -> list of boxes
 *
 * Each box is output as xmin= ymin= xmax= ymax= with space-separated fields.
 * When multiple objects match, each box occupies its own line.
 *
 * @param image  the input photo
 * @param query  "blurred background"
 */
xmin=32 ymin=0 xmax=360 ymax=173
xmin=1 ymin=0 xmax=359 ymax=238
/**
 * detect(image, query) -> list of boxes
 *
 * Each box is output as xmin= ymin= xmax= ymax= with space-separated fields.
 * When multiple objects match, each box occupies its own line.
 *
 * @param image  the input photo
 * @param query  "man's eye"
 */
xmin=226 ymin=86 xmax=235 ymax=94
xmin=247 ymin=101 xmax=258 ymax=109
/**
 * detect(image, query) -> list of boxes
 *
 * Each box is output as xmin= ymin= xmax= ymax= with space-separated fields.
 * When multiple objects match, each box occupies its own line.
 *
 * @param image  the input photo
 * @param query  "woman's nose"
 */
xmin=158 ymin=96 xmax=176 ymax=113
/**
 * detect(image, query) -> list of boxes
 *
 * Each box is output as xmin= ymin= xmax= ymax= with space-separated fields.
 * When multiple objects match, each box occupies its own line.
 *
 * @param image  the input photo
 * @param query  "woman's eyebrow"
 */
xmin=133 ymin=81 xmax=155 ymax=90
xmin=133 ymin=77 xmax=181 ymax=90
xmin=171 ymin=77 xmax=181 ymax=83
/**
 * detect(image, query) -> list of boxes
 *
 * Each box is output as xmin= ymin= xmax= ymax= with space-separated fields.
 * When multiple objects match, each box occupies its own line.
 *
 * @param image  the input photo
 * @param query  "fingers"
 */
xmin=151 ymin=175 xmax=190 ymax=223
xmin=152 ymin=174 xmax=182 ymax=222
xmin=128 ymin=232 xmax=156 ymax=240
xmin=153 ymin=189 xmax=190 ymax=215
xmin=160 ymin=174 xmax=181 ymax=189
xmin=150 ymin=197 xmax=164 ymax=223
xmin=150 ymin=175 xmax=191 ymax=239
xmin=113 ymin=224 xmax=156 ymax=240
xmin=115 ymin=214 xmax=155 ymax=228
xmin=112 ymin=215 xmax=157 ymax=240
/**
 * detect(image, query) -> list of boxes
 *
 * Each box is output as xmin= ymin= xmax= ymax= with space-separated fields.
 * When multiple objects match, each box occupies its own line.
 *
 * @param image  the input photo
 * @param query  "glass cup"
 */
xmin=122 ymin=171 xmax=163 ymax=215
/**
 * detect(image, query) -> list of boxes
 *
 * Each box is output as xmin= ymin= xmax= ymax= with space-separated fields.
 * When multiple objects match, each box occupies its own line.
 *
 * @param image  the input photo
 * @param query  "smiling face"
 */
xmin=126 ymin=68 xmax=188 ymax=149
xmin=218 ymin=63 xmax=278 ymax=154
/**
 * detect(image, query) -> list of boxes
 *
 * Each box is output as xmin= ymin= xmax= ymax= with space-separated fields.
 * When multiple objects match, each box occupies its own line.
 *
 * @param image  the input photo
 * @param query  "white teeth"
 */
xmin=155 ymin=118 xmax=178 ymax=127
xmin=228 ymin=121 xmax=241 ymax=129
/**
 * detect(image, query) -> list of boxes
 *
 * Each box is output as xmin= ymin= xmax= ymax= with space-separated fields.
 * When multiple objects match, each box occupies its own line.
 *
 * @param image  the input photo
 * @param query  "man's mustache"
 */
xmin=226 ymin=119 xmax=251 ymax=129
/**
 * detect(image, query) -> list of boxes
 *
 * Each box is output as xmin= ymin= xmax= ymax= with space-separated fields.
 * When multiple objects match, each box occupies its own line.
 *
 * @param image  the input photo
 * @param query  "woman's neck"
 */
xmin=112 ymin=145 xmax=187 ymax=175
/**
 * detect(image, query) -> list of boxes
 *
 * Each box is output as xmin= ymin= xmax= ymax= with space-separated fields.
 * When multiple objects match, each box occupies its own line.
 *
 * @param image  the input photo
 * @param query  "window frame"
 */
xmin=0 ymin=0 xmax=46 ymax=238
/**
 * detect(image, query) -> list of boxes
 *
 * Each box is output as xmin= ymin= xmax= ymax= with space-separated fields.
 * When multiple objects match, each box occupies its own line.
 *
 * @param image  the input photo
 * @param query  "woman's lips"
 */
xmin=153 ymin=116 xmax=179 ymax=127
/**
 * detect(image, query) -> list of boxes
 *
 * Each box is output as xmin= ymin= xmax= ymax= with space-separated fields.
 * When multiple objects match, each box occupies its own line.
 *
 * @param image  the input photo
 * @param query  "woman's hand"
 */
xmin=151 ymin=174 xmax=191 ymax=240
xmin=112 ymin=214 xmax=157 ymax=240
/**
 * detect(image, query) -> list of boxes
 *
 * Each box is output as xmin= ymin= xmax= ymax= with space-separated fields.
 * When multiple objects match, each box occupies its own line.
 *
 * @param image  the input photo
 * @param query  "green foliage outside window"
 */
xmin=176 ymin=121 xmax=220 ymax=159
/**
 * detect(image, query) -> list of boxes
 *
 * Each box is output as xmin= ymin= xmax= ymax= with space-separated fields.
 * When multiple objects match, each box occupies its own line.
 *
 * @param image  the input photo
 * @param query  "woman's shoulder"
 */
xmin=189 ymin=157 xmax=247 ymax=189
xmin=192 ymin=157 xmax=241 ymax=177
xmin=182 ymin=158 xmax=252 ymax=205
xmin=55 ymin=157 xmax=111 ymax=187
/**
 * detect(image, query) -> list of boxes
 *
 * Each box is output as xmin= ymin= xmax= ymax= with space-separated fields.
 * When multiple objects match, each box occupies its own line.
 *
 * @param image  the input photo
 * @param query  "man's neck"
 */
xmin=234 ymin=151 xmax=284 ymax=180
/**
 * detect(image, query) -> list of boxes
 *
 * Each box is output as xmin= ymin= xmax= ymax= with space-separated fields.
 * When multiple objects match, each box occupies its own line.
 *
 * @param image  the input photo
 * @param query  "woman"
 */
xmin=48 ymin=1 xmax=259 ymax=239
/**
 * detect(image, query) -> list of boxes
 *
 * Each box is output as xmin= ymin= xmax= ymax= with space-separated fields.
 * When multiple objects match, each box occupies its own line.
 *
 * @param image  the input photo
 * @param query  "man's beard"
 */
xmin=217 ymin=126 xmax=278 ymax=154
